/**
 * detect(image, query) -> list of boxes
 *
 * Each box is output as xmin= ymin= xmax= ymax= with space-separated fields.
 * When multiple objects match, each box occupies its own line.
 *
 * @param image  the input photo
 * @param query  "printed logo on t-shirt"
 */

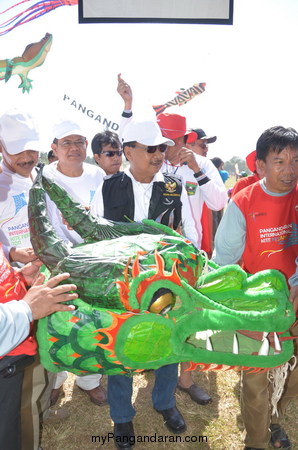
xmin=185 ymin=181 xmax=197 ymax=196
xmin=259 ymin=222 xmax=297 ymax=256
xmin=12 ymin=193 xmax=27 ymax=214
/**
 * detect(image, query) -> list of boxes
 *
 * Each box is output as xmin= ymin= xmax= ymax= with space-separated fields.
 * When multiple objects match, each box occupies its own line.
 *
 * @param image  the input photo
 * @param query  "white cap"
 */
xmin=122 ymin=120 xmax=174 ymax=146
xmin=0 ymin=110 xmax=39 ymax=155
xmin=53 ymin=119 xmax=85 ymax=140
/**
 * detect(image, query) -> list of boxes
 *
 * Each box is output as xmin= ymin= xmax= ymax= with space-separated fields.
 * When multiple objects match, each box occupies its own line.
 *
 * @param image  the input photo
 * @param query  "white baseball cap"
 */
xmin=53 ymin=119 xmax=85 ymax=140
xmin=122 ymin=120 xmax=174 ymax=146
xmin=0 ymin=110 xmax=39 ymax=155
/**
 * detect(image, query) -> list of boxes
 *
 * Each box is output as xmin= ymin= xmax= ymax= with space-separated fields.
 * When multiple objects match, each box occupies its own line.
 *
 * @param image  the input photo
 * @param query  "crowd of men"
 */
xmin=0 ymin=74 xmax=298 ymax=450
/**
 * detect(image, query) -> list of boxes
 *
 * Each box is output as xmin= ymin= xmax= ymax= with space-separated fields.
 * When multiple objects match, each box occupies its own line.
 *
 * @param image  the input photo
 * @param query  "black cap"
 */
xmin=192 ymin=128 xmax=217 ymax=144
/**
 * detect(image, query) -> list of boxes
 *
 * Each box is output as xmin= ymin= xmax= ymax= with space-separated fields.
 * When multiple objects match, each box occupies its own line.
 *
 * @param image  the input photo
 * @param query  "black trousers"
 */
xmin=0 ymin=355 xmax=34 ymax=450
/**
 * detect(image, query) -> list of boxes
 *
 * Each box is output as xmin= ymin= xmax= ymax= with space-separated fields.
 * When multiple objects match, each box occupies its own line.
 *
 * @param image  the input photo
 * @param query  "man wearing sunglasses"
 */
xmin=91 ymin=130 xmax=123 ymax=176
xmin=116 ymin=75 xmax=228 ymax=408
xmin=185 ymin=128 xmax=219 ymax=257
xmin=91 ymin=116 xmax=198 ymax=448
xmin=186 ymin=128 xmax=217 ymax=158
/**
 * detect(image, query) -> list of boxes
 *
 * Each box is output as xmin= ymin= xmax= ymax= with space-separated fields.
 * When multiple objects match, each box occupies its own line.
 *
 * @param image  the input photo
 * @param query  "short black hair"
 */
xmin=211 ymin=157 xmax=223 ymax=169
xmin=91 ymin=130 xmax=121 ymax=155
xmin=256 ymin=126 xmax=298 ymax=161
xmin=47 ymin=150 xmax=56 ymax=162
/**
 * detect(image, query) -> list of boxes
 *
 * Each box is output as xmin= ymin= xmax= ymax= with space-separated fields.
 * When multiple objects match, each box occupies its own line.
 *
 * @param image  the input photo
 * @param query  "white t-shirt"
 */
xmin=43 ymin=162 xmax=105 ymax=245
xmin=161 ymin=156 xmax=228 ymax=247
xmin=0 ymin=162 xmax=36 ymax=258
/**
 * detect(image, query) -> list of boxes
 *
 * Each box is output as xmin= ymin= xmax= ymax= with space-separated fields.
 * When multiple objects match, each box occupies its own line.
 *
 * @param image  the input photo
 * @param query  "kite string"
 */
xmin=0 ymin=0 xmax=78 ymax=36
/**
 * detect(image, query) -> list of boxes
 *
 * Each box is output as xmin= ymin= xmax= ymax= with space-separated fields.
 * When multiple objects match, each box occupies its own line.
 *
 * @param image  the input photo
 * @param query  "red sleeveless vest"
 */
xmin=233 ymin=183 xmax=298 ymax=280
xmin=0 ymin=244 xmax=37 ymax=357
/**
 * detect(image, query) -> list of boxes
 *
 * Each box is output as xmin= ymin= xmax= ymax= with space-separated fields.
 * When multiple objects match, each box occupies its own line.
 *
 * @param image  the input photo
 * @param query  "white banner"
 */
xmin=79 ymin=0 xmax=233 ymax=23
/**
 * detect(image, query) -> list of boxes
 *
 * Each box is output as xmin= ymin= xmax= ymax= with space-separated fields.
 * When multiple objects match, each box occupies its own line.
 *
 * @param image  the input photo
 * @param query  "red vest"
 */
xmin=0 ymin=245 xmax=37 ymax=357
xmin=233 ymin=183 xmax=298 ymax=280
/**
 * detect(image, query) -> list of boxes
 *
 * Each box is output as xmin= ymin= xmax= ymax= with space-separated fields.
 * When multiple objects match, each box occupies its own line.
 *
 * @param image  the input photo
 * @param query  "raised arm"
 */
xmin=117 ymin=73 xmax=133 ymax=111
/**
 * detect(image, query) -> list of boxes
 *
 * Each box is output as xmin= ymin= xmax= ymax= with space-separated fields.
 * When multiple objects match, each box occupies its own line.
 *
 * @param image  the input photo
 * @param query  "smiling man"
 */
xmin=213 ymin=126 xmax=298 ymax=450
xmin=43 ymin=120 xmax=107 ymax=408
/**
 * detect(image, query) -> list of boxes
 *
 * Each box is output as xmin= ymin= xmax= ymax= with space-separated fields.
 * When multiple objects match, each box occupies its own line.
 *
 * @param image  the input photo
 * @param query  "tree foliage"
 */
xmin=224 ymin=156 xmax=249 ymax=175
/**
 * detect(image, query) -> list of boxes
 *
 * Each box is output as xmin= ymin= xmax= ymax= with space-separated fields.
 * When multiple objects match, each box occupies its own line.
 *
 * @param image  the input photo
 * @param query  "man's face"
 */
xmin=165 ymin=136 xmax=184 ymax=162
xmin=94 ymin=144 xmax=122 ymax=175
xmin=259 ymin=146 xmax=298 ymax=193
xmin=1 ymin=145 xmax=39 ymax=177
xmin=52 ymin=134 xmax=87 ymax=167
xmin=187 ymin=139 xmax=208 ymax=157
xmin=126 ymin=143 xmax=165 ymax=179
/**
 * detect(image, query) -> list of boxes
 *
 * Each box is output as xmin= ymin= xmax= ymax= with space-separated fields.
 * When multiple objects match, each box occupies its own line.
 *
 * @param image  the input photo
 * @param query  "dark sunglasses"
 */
xmin=100 ymin=150 xmax=123 ymax=157
xmin=135 ymin=144 xmax=167 ymax=154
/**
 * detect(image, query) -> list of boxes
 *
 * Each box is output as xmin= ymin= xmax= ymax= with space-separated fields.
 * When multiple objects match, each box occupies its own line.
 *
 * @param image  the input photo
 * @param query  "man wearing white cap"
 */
xmin=43 ymin=119 xmax=107 ymax=407
xmin=0 ymin=110 xmax=40 ymax=264
xmin=116 ymin=75 xmax=226 ymax=407
xmin=0 ymin=110 xmax=71 ymax=448
xmin=91 ymin=115 xmax=197 ymax=448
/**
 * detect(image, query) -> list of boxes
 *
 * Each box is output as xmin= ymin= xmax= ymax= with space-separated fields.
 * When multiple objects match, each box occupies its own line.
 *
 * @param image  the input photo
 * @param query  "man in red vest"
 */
xmin=213 ymin=125 xmax=298 ymax=450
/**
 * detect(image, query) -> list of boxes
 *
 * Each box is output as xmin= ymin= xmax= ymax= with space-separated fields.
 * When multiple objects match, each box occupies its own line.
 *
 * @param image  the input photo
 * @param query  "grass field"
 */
xmin=41 ymin=367 xmax=298 ymax=450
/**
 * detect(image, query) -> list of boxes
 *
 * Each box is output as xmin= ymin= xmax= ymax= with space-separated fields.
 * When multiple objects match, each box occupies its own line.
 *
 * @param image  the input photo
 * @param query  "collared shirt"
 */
xmin=162 ymin=156 xmax=228 ymax=248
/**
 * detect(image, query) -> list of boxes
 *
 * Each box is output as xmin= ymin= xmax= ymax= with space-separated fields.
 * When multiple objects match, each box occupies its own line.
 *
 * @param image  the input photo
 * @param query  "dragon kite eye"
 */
xmin=149 ymin=288 xmax=175 ymax=315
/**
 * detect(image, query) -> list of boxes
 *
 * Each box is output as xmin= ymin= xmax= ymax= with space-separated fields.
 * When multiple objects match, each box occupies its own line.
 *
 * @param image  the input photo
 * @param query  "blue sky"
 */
xmin=0 ymin=0 xmax=297 ymax=161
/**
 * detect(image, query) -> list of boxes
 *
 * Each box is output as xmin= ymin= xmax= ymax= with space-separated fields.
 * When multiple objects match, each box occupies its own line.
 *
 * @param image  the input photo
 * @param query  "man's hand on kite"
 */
xmin=117 ymin=73 xmax=133 ymax=110
xmin=23 ymin=272 xmax=77 ymax=320
xmin=9 ymin=246 xmax=38 ymax=264
xmin=18 ymin=259 xmax=43 ymax=286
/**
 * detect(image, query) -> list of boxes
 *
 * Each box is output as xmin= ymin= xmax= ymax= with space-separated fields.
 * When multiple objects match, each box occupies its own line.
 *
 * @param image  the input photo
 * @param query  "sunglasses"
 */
xmin=135 ymin=144 xmax=167 ymax=154
xmin=100 ymin=150 xmax=123 ymax=157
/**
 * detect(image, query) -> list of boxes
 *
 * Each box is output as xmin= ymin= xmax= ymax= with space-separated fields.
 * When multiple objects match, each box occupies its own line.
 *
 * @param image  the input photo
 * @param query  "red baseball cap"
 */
xmin=157 ymin=113 xmax=197 ymax=143
xmin=246 ymin=150 xmax=257 ymax=173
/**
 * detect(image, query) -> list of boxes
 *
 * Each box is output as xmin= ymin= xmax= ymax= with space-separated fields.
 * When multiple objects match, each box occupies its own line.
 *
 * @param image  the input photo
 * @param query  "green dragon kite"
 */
xmin=28 ymin=171 xmax=296 ymax=376
xmin=0 ymin=33 xmax=52 ymax=93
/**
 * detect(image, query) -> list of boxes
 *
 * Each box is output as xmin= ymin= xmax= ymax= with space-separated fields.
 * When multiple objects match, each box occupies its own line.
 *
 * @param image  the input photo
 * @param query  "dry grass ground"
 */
xmin=40 ymin=369 xmax=298 ymax=450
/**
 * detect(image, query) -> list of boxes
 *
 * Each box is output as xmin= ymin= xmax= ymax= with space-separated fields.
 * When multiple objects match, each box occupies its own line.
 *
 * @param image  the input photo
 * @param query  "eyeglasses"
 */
xmin=197 ymin=143 xmax=208 ymax=149
xmin=134 ymin=144 xmax=167 ymax=154
xmin=100 ymin=150 xmax=123 ymax=157
xmin=58 ymin=139 xmax=86 ymax=148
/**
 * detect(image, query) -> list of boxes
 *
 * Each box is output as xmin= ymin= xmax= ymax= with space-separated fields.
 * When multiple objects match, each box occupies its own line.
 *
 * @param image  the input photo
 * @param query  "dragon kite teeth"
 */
xmin=28 ymin=169 xmax=296 ymax=376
